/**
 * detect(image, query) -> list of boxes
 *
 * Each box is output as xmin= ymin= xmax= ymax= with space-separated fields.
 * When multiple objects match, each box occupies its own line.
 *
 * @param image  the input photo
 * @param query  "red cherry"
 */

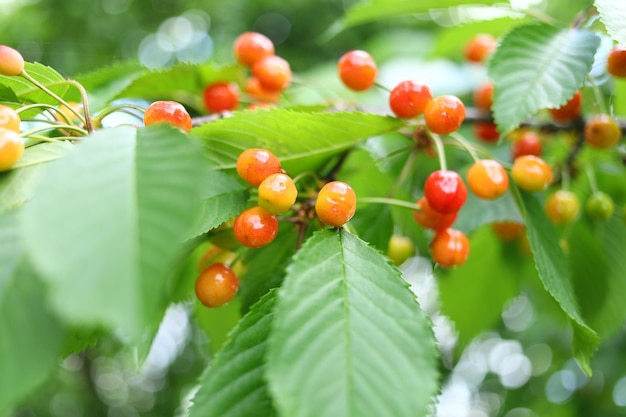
xmin=424 ymin=170 xmax=467 ymax=214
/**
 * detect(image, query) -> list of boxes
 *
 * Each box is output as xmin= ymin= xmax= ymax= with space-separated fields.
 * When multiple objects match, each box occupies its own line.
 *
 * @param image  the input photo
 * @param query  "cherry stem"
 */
xmin=295 ymin=221 xmax=308 ymax=251
xmin=19 ymin=69 xmax=87 ymax=127
xmin=374 ymin=82 xmax=391 ymax=93
xmin=388 ymin=147 xmax=417 ymax=198
xmin=431 ymin=133 xmax=448 ymax=171
xmin=448 ymin=131 xmax=481 ymax=162
xmin=22 ymin=124 xmax=88 ymax=138
xmin=587 ymin=75 xmax=608 ymax=115
xmin=66 ymin=79 xmax=94 ymax=133
xmin=585 ymin=165 xmax=599 ymax=194
xmin=358 ymin=197 xmax=417 ymax=210
xmin=96 ymin=103 xmax=146 ymax=123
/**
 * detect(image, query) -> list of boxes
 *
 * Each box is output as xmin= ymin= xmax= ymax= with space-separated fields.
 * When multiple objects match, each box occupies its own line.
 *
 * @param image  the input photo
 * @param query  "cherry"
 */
xmin=424 ymin=170 xmax=467 ymax=214
xmin=388 ymin=80 xmax=432 ymax=119
xmin=466 ymin=159 xmax=509 ymax=200
xmin=0 ymin=45 xmax=25 ymax=76
xmin=387 ymin=235 xmax=415 ymax=266
xmin=464 ymin=34 xmax=497 ymax=63
xmin=607 ymin=45 xmax=626 ymax=78
xmin=544 ymin=190 xmax=580 ymax=225
xmin=585 ymin=191 xmax=614 ymax=221
xmin=412 ymin=196 xmax=457 ymax=231
xmin=0 ymin=105 xmax=21 ymax=132
xmin=491 ymin=221 xmax=526 ymax=241
xmin=424 ymin=95 xmax=466 ymax=135
xmin=203 ymin=82 xmax=240 ymax=113
xmin=315 ymin=181 xmax=357 ymax=227
xmin=252 ymin=55 xmax=292 ymax=92
xmin=548 ymin=91 xmax=581 ymax=123
xmin=258 ymin=173 xmax=298 ymax=214
xmin=510 ymin=155 xmax=553 ymax=192
xmin=0 ymin=127 xmax=25 ymax=171
xmin=584 ymin=114 xmax=621 ymax=149
xmin=195 ymin=263 xmax=239 ymax=308
xmin=473 ymin=122 xmax=500 ymax=143
xmin=473 ymin=81 xmax=494 ymax=111
xmin=337 ymin=50 xmax=377 ymax=92
xmin=233 ymin=206 xmax=279 ymax=248
xmin=143 ymin=100 xmax=192 ymax=132
xmin=233 ymin=32 xmax=275 ymax=67
xmin=245 ymin=76 xmax=280 ymax=103
xmin=430 ymin=228 xmax=470 ymax=268
xmin=236 ymin=148 xmax=282 ymax=186
xmin=511 ymin=131 xmax=542 ymax=160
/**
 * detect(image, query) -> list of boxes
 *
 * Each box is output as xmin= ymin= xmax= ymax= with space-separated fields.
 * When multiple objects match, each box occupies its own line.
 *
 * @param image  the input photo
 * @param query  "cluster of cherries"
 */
xmin=195 ymin=146 xmax=357 ymax=308
xmin=466 ymin=33 xmax=625 ymax=240
xmin=203 ymin=32 xmax=291 ymax=113
xmin=0 ymin=46 xmax=27 ymax=172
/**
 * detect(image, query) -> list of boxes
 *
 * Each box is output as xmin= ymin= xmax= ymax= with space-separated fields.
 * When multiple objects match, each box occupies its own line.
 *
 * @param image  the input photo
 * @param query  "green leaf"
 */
xmin=74 ymin=60 xmax=147 ymax=110
xmin=438 ymin=226 xmax=522 ymax=346
xmin=518 ymin=191 xmax=598 ymax=375
xmin=188 ymin=289 xmax=278 ymax=417
xmin=595 ymin=0 xmax=626 ymax=45
xmin=197 ymin=109 xmax=404 ymax=177
xmin=21 ymin=125 xmax=206 ymax=341
xmin=454 ymin=189 xmax=523 ymax=234
xmin=0 ymin=62 xmax=70 ymax=118
xmin=488 ymin=24 xmax=600 ymax=134
xmin=570 ymin=217 xmax=626 ymax=338
xmin=194 ymin=296 xmax=242 ymax=355
xmin=188 ymin=169 xmax=248 ymax=239
xmin=0 ymin=210 xmax=66 ymax=416
xmin=0 ymin=142 xmax=73 ymax=213
xmin=267 ymin=230 xmax=439 ymax=417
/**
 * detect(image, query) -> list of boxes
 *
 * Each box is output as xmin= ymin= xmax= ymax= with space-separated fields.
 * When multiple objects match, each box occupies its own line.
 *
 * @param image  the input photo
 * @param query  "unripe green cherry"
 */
xmin=585 ymin=191 xmax=614 ymax=221
xmin=258 ymin=173 xmax=298 ymax=214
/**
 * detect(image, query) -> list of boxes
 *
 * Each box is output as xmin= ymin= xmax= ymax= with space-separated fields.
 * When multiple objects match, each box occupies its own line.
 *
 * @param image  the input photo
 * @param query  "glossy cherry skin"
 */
xmin=510 ymin=155 xmax=553 ymax=192
xmin=424 ymin=170 xmax=468 ymax=214
xmin=388 ymin=80 xmax=432 ymax=119
xmin=258 ymin=173 xmax=298 ymax=214
xmin=607 ymin=45 xmax=626 ymax=78
xmin=203 ymin=82 xmax=240 ymax=113
xmin=143 ymin=101 xmax=192 ymax=132
xmin=412 ymin=196 xmax=457 ymax=231
xmin=0 ymin=105 xmax=21 ymax=132
xmin=430 ymin=228 xmax=470 ymax=268
xmin=233 ymin=32 xmax=275 ymax=67
xmin=195 ymin=263 xmax=239 ymax=308
xmin=0 ymin=127 xmax=24 ymax=171
xmin=236 ymin=148 xmax=282 ymax=186
xmin=337 ymin=50 xmax=377 ymax=92
xmin=315 ymin=181 xmax=357 ymax=227
xmin=233 ymin=206 xmax=279 ymax=248
xmin=0 ymin=45 xmax=25 ymax=76
xmin=424 ymin=95 xmax=466 ymax=135
xmin=252 ymin=55 xmax=292 ymax=92
xmin=245 ymin=76 xmax=280 ymax=103
xmin=466 ymin=159 xmax=509 ymax=200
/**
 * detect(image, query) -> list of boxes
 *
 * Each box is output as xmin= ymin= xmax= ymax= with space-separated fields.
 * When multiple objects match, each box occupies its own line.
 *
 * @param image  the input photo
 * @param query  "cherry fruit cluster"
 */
xmin=202 ymin=32 xmax=292 ymax=114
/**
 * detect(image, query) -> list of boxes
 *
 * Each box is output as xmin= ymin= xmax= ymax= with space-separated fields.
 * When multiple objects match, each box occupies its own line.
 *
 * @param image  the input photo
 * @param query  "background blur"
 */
xmin=3 ymin=1 xmax=626 ymax=417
